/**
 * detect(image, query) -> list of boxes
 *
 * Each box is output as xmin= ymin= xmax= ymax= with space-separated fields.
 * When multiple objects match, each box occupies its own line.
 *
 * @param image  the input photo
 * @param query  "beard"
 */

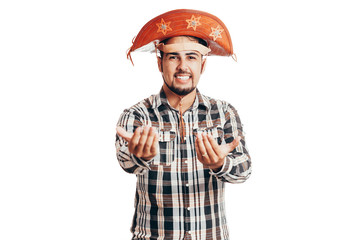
xmin=163 ymin=71 xmax=196 ymax=96
xmin=166 ymin=83 xmax=196 ymax=96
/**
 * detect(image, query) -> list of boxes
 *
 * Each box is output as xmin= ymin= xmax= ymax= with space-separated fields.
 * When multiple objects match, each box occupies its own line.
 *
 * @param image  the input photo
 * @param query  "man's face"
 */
xmin=157 ymin=36 xmax=206 ymax=96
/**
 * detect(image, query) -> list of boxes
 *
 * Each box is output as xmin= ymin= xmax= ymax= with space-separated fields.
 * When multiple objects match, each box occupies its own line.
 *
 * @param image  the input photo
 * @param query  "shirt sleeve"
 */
xmin=115 ymin=108 xmax=154 ymax=175
xmin=209 ymin=103 xmax=252 ymax=183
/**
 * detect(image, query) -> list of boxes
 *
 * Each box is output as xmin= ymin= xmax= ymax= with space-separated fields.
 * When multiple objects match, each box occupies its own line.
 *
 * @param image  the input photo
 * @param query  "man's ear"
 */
xmin=157 ymin=56 xmax=163 ymax=72
xmin=201 ymin=57 xmax=207 ymax=74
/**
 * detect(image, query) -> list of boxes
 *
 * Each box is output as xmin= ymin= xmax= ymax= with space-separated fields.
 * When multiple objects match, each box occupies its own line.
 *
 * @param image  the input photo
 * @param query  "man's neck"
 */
xmin=162 ymin=84 xmax=197 ymax=112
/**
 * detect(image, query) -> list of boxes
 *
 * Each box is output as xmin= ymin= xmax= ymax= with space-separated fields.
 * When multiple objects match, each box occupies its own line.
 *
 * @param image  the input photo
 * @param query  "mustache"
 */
xmin=174 ymin=70 xmax=192 ymax=76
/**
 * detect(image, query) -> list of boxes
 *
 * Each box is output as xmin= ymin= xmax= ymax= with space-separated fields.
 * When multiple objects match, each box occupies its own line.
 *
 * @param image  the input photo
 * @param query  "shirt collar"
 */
xmin=151 ymin=88 xmax=210 ymax=110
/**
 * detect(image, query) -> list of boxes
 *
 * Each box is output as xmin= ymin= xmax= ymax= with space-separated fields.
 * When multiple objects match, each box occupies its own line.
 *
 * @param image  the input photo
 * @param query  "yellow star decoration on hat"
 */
xmin=156 ymin=18 xmax=172 ymax=35
xmin=186 ymin=15 xmax=201 ymax=31
xmin=209 ymin=25 xmax=224 ymax=41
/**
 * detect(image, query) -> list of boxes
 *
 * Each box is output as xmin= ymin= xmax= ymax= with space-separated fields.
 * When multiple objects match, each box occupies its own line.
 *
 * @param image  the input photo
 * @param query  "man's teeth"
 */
xmin=176 ymin=76 xmax=190 ymax=80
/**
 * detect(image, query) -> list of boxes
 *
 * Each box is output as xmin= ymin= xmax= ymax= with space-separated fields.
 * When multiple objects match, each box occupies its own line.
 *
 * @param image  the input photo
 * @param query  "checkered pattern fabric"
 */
xmin=115 ymin=89 xmax=251 ymax=240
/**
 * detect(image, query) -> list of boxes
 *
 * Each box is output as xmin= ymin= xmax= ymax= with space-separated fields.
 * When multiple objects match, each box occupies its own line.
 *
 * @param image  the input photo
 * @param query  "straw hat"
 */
xmin=127 ymin=9 xmax=235 ymax=64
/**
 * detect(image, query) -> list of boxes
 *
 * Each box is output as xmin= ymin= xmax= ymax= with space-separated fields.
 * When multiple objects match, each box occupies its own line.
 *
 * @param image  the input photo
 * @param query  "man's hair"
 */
xmin=158 ymin=36 xmax=208 ymax=59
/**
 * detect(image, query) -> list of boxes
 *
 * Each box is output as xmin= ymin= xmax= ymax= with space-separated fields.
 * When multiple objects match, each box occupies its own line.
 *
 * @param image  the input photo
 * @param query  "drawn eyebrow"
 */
xmin=165 ymin=52 xmax=200 ymax=57
xmin=185 ymin=52 xmax=200 ymax=57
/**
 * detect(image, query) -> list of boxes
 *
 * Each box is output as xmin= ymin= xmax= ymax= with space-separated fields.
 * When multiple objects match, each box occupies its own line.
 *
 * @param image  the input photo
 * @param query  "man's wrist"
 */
xmin=210 ymin=166 xmax=222 ymax=172
xmin=209 ymin=159 xmax=225 ymax=172
xmin=140 ymin=156 xmax=152 ymax=161
xmin=209 ymin=157 xmax=233 ymax=177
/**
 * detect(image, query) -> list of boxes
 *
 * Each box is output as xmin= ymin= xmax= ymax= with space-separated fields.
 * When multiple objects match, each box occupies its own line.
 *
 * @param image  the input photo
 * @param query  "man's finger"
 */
xmin=224 ymin=136 xmax=240 ymax=153
xmin=143 ymin=127 xmax=155 ymax=154
xmin=128 ymin=127 xmax=142 ymax=153
xmin=150 ymin=129 xmax=159 ymax=155
xmin=206 ymin=133 xmax=222 ymax=157
xmin=196 ymin=133 xmax=208 ymax=159
xmin=141 ymin=128 xmax=159 ymax=161
xmin=195 ymin=135 xmax=204 ymax=162
xmin=202 ymin=133 xmax=217 ymax=163
xmin=135 ymin=126 xmax=150 ymax=154
xmin=116 ymin=126 xmax=133 ymax=142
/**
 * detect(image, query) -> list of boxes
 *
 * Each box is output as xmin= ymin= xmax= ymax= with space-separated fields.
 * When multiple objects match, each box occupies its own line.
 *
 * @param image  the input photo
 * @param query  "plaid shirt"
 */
xmin=115 ymin=88 xmax=251 ymax=240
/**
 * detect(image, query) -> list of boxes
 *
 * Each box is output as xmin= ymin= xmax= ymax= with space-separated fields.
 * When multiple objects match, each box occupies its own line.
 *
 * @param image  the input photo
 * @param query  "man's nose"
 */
xmin=177 ymin=58 xmax=188 ymax=71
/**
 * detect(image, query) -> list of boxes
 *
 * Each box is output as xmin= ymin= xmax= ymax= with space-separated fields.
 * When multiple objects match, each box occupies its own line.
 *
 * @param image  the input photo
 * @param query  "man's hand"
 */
xmin=195 ymin=132 xmax=240 ymax=171
xmin=116 ymin=126 xmax=159 ymax=161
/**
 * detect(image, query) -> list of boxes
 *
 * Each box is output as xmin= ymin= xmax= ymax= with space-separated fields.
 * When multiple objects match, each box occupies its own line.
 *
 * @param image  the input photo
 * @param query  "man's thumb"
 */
xmin=116 ymin=126 xmax=133 ymax=142
xmin=226 ymin=136 xmax=240 ymax=153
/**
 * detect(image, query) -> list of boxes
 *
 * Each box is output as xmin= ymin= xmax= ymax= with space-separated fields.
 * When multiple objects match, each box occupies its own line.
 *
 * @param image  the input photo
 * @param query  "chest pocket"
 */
xmin=152 ymin=130 xmax=177 ymax=166
xmin=193 ymin=125 xmax=225 ymax=145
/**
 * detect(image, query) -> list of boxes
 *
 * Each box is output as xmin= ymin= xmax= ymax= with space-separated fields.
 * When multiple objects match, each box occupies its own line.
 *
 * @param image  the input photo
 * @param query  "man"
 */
xmin=116 ymin=9 xmax=251 ymax=240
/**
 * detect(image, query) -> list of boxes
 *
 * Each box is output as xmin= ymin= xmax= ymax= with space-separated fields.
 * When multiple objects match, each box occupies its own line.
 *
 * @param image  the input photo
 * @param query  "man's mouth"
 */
xmin=174 ymin=73 xmax=192 ymax=82
xmin=176 ymin=75 xmax=190 ymax=80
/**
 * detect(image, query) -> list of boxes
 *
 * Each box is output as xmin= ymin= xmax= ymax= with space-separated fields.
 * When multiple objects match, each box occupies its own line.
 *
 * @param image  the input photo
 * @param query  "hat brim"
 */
xmin=127 ymin=9 xmax=234 ymax=60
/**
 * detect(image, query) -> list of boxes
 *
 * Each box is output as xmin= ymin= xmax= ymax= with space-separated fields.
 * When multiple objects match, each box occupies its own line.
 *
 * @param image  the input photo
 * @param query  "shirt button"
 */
xmin=187 ymin=207 xmax=190 ymax=211
xmin=184 ymin=161 xmax=188 ymax=164
xmin=186 ymin=183 xmax=189 ymax=187
xmin=188 ymin=231 xmax=192 ymax=235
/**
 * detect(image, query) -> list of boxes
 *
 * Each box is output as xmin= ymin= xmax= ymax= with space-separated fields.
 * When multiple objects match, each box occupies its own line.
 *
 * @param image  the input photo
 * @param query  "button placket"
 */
xmin=181 ymin=112 xmax=194 ymax=237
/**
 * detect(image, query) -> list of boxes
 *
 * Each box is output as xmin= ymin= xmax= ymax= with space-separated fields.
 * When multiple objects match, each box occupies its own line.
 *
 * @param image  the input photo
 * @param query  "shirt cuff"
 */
xmin=209 ymin=156 xmax=233 ymax=177
xmin=131 ymin=154 xmax=157 ymax=170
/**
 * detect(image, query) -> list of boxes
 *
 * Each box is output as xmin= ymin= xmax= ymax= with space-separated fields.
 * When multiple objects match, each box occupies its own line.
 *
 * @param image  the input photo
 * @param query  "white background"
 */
xmin=1 ymin=0 xmax=359 ymax=239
